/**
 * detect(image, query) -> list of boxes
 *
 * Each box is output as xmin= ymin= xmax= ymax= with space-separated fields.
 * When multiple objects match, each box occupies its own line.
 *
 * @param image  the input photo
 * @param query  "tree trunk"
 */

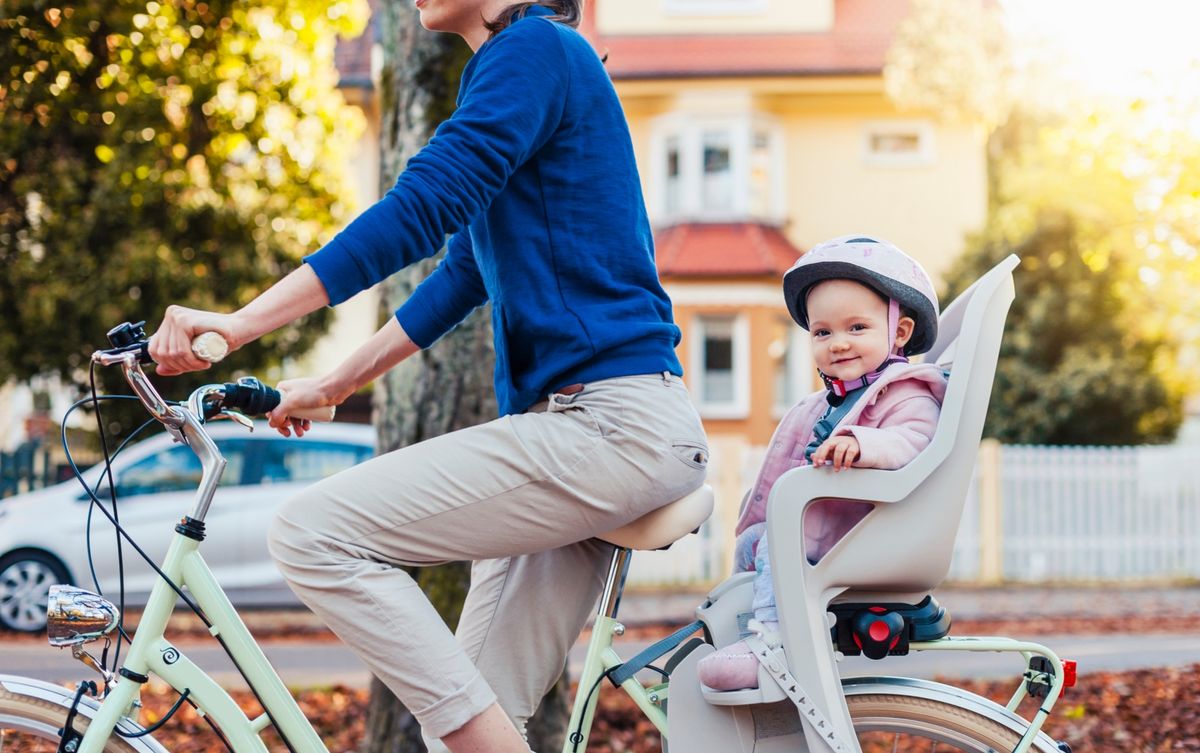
xmin=363 ymin=4 xmax=570 ymax=752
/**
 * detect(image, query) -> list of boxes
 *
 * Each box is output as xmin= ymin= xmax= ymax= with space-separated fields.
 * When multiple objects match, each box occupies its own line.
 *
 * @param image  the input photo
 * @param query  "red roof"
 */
xmin=338 ymin=0 xmax=910 ymax=86
xmin=583 ymin=0 xmax=911 ymax=79
xmin=655 ymin=223 xmax=802 ymax=277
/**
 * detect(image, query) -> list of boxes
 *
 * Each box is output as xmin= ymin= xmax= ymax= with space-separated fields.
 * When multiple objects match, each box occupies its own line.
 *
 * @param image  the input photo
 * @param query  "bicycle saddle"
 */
xmin=599 ymin=484 xmax=714 ymax=550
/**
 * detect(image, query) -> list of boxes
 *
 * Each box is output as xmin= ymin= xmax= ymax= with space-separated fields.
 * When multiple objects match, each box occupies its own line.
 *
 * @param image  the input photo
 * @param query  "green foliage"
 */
xmin=885 ymin=0 xmax=1012 ymax=127
xmin=944 ymin=213 xmax=1183 ymax=445
xmin=0 ymin=0 xmax=367 ymax=401
xmin=895 ymin=1 xmax=1197 ymax=445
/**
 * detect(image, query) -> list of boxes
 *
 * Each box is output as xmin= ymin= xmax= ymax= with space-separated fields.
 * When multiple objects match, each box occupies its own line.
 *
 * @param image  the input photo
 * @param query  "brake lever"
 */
xmin=213 ymin=409 xmax=254 ymax=432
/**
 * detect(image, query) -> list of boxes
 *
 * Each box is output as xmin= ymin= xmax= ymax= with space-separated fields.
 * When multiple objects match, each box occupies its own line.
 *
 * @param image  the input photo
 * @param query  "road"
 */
xmin=5 ymin=632 xmax=1200 ymax=689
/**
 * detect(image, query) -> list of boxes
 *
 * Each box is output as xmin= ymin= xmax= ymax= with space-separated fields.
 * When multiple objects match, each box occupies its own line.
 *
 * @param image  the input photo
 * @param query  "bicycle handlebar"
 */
xmin=90 ymin=322 xmax=334 ymax=424
xmin=189 ymin=332 xmax=335 ymax=423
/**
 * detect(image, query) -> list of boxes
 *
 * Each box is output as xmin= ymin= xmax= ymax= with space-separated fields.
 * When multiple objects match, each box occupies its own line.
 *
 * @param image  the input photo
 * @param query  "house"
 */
xmin=322 ymin=0 xmax=988 ymax=575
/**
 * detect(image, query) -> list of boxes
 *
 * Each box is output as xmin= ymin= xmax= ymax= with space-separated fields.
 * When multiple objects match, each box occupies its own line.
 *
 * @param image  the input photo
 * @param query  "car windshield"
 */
xmin=259 ymin=440 xmax=372 ymax=484
xmin=100 ymin=440 xmax=249 ymax=498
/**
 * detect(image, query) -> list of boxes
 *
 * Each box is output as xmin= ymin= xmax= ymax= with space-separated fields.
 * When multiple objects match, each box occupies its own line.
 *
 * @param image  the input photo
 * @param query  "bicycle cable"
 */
xmin=113 ymin=689 xmax=191 ymax=738
xmin=60 ymin=395 xmax=214 ymax=649
xmin=81 ymin=405 xmax=157 ymax=649
xmin=90 ymin=362 xmax=131 ymax=671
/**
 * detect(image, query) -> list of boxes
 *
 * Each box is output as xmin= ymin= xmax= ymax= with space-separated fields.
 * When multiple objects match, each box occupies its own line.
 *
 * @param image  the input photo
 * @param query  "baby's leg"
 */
xmin=699 ymin=528 xmax=776 ymax=691
xmin=733 ymin=522 xmax=766 ymax=573
xmin=751 ymin=533 xmax=778 ymax=625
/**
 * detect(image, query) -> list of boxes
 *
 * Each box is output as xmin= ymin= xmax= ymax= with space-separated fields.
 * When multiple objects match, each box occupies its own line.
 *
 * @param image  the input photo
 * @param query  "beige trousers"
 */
xmin=267 ymin=373 xmax=708 ymax=745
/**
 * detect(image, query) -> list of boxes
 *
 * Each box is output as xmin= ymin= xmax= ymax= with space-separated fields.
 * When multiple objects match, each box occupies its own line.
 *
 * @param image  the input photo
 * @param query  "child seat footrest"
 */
xmin=828 ymin=595 xmax=950 ymax=660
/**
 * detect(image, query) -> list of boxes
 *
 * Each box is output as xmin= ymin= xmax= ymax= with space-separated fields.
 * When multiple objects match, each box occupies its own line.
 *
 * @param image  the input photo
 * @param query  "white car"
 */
xmin=0 ymin=422 xmax=375 ymax=632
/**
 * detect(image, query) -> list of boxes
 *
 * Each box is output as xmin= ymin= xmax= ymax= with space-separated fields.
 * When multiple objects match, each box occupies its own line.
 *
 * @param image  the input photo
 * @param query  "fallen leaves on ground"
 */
xmin=17 ymin=664 xmax=1196 ymax=753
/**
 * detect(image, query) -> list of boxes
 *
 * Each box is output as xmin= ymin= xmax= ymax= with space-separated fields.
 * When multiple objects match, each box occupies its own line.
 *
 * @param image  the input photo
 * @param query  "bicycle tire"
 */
xmin=0 ymin=686 xmax=143 ymax=753
xmin=848 ymin=690 xmax=1062 ymax=752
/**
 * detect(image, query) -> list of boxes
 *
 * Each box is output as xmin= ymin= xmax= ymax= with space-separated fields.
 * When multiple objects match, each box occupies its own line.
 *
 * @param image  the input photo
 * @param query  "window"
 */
xmin=701 ymin=130 xmax=732 ymax=211
xmin=665 ymin=136 xmax=682 ymax=216
xmin=258 ymin=440 xmax=373 ymax=485
xmin=652 ymin=115 xmax=783 ymax=223
xmin=665 ymin=0 xmax=769 ymax=15
xmin=769 ymin=317 xmax=812 ymax=415
xmin=112 ymin=441 xmax=248 ymax=498
xmin=748 ymin=129 xmax=773 ymax=218
xmin=863 ymin=120 xmax=935 ymax=167
xmin=691 ymin=314 xmax=749 ymax=418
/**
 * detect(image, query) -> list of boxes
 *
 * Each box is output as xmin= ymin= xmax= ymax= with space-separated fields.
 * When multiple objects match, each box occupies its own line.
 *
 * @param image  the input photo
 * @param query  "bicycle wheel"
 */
xmin=847 ymin=683 xmax=1063 ymax=753
xmin=0 ymin=686 xmax=142 ymax=753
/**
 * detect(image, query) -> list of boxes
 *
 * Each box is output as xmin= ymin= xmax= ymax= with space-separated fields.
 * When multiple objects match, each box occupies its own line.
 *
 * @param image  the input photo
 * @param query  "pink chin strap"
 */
xmin=819 ymin=299 xmax=907 ymax=400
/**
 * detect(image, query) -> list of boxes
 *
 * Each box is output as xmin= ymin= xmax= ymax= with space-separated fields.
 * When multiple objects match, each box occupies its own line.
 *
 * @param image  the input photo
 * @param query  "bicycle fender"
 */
xmin=0 ymin=674 xmax=170 ymax=753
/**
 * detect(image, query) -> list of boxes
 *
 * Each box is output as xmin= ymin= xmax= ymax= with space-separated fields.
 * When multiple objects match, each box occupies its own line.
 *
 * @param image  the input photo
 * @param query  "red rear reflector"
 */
xmin=1063 ymin=660 xmax=1077 ymax=688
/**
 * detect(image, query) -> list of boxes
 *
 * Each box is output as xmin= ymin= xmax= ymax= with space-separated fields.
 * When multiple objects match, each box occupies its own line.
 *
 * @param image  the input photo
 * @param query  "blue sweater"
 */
xmin=304 ymin=7 xmax=682 ymax=415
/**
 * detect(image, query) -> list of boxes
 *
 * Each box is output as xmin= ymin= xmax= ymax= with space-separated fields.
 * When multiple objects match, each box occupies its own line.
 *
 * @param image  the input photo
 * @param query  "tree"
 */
xmin=887 ymin=0 xmax=1191 ymax=444
xmin=364 ymin=4 xmax=569 ymax=751
xmin=943 ymin=213 xmax=1183 ymax=445
xmin=0 ymin=0 xmax=366 ymax=411
xmin=884 ymin=0 xmax=1012 ymax=129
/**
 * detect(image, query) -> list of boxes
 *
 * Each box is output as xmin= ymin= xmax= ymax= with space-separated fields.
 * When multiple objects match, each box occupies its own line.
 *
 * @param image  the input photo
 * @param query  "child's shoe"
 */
xmin=696 ymin=620 xmax=779 ymax=691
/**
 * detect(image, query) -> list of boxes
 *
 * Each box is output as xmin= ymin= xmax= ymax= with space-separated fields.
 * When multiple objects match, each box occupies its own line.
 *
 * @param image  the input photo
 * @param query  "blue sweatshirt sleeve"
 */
xmin=394 ymin=232 xmax=488 ymax=348
xmin=303 ymin=19 xmax=569 ymax=305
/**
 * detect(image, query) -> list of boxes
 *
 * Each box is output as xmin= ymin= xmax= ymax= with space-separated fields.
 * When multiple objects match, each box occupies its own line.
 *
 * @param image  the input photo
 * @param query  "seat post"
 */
xmin=597 ymin=546 xmax=633 ymax=619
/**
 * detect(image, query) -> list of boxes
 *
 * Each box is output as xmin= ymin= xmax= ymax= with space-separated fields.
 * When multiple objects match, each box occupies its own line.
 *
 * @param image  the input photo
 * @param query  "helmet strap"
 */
xmin=887 ymin=298 xmax=902 ymax=355
xmin=818 ymin=353 xmax=907 ymax=406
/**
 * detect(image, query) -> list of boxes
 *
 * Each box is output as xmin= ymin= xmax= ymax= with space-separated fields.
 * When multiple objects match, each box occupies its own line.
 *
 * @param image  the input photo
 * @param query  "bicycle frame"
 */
xmin=79 ymin=523 xmax=331 ymax=753
xmin=76 ymin=352 xmax=331 ymax=753
xmin=563 ymin=545 xmax=1068 ymax=753
xmin=72 ymin=347 xmax=1064 ymax=753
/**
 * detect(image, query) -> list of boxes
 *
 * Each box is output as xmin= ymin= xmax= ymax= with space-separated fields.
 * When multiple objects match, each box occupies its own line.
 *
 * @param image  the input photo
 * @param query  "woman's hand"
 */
xmin=812 ymin=435 xmax=861 ymax=472
xmin=269 ymin=377 xmax=341 ymax=438
xmin=149 ymin=305 xmax=244 ymax=375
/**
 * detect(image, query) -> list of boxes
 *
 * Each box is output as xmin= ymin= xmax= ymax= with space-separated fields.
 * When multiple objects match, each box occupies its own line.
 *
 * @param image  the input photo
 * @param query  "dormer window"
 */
xmin=651 ymin=113 xmax=784 ymax=224
xmin=863 ymin=119 xmax=936 ymax=167
xmin=664 ymin=0 xmax=769 ymax=16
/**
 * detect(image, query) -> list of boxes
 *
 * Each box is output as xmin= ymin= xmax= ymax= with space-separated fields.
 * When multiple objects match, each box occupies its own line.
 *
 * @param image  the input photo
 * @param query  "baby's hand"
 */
xmin=812 ymin=435 xmax=860 ymax=472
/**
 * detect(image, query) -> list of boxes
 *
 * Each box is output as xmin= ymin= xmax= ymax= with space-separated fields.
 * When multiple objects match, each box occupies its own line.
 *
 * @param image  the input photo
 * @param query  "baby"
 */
xmin=698 ymin=235 xmax=948 ymax=692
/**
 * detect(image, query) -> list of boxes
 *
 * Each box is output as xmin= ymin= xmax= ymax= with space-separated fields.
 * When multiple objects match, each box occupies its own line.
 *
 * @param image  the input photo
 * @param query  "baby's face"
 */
xmin=806 ymin=279 xmax=896 ymax=381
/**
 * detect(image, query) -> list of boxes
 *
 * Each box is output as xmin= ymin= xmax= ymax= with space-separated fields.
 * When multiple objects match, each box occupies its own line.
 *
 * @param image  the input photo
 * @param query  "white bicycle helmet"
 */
xmin=782 ymin=235 xmax=939 ymax=356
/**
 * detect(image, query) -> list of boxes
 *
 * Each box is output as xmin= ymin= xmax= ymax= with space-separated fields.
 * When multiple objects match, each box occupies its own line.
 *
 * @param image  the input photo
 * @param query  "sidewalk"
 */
xmin=614 ymin=583 xmax=1200 ymax=625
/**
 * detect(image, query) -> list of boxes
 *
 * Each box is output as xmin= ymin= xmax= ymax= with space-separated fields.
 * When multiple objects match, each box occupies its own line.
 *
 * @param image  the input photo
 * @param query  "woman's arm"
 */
xmin=268 ymin=317 xmax=420 ymax=435
xmin=150 ymin=265 xmax=330 ymax=375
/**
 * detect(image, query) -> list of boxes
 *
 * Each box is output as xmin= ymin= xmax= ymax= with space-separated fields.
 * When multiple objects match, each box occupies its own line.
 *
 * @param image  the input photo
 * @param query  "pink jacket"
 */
xmin=735 ymin=363 xmax=948 ymax=558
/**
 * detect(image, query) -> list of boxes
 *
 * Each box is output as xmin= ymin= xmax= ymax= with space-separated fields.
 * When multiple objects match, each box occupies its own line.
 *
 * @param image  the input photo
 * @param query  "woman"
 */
xmin=149 ymin=1 xmax=708 ymax=751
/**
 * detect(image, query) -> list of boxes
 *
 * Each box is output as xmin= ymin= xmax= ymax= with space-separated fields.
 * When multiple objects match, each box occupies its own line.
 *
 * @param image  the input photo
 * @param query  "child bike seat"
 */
xmin=599 ymin=485 xmax=714 ymax=550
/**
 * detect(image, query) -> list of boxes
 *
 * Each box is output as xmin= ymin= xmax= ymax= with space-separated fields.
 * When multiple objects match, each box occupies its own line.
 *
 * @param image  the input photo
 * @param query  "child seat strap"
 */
xmin=607 ymin=619 xmax=705 ymax=686
xmin=743 ymin=634 xmax=852 ymax=752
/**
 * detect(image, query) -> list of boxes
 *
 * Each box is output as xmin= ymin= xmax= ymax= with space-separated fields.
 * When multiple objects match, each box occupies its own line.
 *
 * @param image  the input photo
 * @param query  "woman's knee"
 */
xmin=267 ymin=488 xmax=333 ymax=573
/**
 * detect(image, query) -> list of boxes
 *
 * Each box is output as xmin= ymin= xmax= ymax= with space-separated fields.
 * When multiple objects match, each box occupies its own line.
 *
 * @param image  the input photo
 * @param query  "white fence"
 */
xmin=627 ymin=442 xmax=1200 ymax=588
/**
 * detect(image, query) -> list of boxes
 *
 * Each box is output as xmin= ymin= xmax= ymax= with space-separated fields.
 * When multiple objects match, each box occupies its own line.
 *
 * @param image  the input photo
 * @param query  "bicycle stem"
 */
xmin=90 ymin=350 xmax=227 ymax=525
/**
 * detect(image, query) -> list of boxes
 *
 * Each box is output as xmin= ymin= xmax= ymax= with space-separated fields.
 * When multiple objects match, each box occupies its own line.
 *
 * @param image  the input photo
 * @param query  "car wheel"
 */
xmin=0 ymin=551 xmax=71 ymax=633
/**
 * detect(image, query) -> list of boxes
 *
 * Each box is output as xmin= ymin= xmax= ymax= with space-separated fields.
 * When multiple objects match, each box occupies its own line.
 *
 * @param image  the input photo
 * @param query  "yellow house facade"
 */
xmin=322 ymin=0 xmax=988 ymax=573
xmin=579 ymin=0 xmax=988 ymax=566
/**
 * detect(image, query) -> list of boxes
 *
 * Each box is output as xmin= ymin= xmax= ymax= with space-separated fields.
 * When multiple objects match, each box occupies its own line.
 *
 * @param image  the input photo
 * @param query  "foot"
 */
xmin=697 ymin=621 xmax=778 ymax=691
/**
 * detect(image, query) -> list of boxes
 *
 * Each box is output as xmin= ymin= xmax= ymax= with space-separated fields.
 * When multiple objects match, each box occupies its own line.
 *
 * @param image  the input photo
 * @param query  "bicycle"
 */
xmin=1 ymin=255 xmax=1074 ymax=753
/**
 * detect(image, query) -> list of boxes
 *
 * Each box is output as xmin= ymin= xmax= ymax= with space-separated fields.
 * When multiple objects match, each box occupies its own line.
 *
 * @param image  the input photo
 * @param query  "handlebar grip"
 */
xmin=192 ymin=332 xmax=230 ymax=363
xmin=221 ymin=379 xmax=335 ymax=423
xmin=278 ymin=391 xmax=336 ymax=423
